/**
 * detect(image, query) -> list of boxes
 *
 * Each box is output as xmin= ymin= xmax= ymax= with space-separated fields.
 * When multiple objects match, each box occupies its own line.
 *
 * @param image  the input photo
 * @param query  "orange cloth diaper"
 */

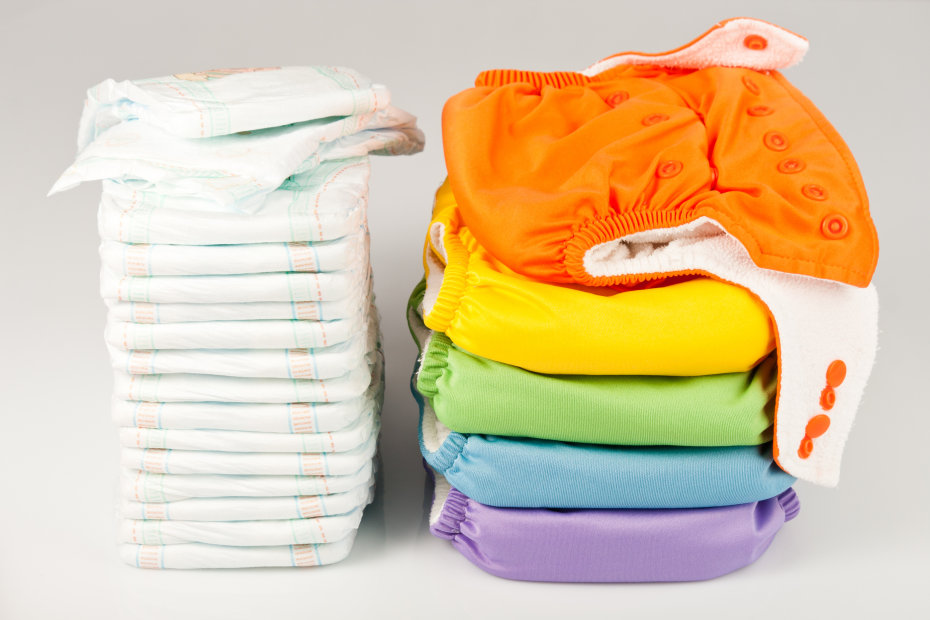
xmin=442 ymin=18 xmax=878 ymax=288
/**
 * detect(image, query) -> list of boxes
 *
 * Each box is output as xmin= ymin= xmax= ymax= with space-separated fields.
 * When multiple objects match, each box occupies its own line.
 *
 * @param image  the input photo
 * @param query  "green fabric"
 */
xmin=408 ymin=280 xmax=774 ymax=447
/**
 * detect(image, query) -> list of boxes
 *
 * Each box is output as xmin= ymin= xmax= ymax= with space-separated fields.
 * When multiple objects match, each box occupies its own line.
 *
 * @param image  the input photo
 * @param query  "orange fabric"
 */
xmin=442 ymin=64 xmax=877 ymax=288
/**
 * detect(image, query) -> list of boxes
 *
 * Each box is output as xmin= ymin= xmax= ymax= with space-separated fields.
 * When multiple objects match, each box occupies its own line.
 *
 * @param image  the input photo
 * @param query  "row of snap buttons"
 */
xmin=742 ymin=76 xmax=849 ymax=241
xmin=798 ymin=360 xmax=846 ymax=459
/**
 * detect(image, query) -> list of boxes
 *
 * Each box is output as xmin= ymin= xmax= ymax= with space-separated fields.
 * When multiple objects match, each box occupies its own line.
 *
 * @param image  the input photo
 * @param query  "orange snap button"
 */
xmin=744 ymin=35 xmax=768 ymax=50
xmin=826 ymin=360 xmax=847 ymax=387
xmin=656 ymin=160 xmax=683 ymax=178
xmin=606 ymin=91 xmax=629 ymax=107
xmin=747 ymin=105 xmax=774 ymax=116
xmin=642 ymin=113 xmax=669 ymax=126
xmin=777 ymin=158 xmax=805 ymax=174
xmin=803 ymin=184 xmax=829 ymax=201
xmin=806 ymin=414 xmax=831 ymax=439
xmin=820 ymin=386 xmax=836 ymax=410
xmin=798 ymin=435 xmax=814 ymax=459
xmin=763 ymin=131 xmax=789 ymax=151
xmin=742 ymin=76 xmax=760 ymax=95
xmin=821 ymin=214 xmax=848 ymax=239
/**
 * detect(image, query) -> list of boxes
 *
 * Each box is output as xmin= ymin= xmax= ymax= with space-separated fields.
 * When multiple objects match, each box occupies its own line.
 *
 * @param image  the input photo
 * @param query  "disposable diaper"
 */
xmin=121 ymin=478 xmax=374 ymax=520
xmin=120 ymin=533 xmax=357 ymax=569
xmin=78 ymin=66 xmax=392 ymax=145
xmin=122 ymin=424 xmax=379 ymax=475
xmin=122 ymin=460 xmax=375 ymax=502
xmin=99 ymin=233 xmax=366 ymax=276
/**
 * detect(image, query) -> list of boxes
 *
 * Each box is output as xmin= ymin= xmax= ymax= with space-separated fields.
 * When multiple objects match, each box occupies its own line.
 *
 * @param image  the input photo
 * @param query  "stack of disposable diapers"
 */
xmin=410 ymin=19 xmax=879 ymax=582
xmin=50 ymin=66 xmax=423 ymax=568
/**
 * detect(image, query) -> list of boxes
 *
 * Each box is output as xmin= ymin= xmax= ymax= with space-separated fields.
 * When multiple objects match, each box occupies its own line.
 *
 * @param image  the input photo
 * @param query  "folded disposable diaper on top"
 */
xmin=51 ymin=65 xmax=422 ymax=568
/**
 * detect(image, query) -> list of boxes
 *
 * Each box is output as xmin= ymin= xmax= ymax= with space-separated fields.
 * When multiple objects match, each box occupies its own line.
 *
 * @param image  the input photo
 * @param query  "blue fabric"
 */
xmin=412 ymin=366 xmax=795 ymax=509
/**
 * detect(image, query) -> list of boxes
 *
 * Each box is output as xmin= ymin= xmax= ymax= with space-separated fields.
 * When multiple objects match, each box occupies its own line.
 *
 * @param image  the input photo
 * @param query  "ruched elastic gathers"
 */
xmin=409 ymin=281 xmax=775 ymax=446
xmin=421 ymin=181 xmax=775 ymax=376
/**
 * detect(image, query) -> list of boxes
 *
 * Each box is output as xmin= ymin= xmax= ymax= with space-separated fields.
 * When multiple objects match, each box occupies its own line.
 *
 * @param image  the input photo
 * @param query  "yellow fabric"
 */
xmin=423 ymin=181 xmax=776 ymax=376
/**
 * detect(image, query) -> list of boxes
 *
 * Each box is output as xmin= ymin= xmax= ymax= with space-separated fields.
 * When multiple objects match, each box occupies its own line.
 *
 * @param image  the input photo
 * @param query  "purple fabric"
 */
xmin=430 ymin=485 xmax=800 ymax=582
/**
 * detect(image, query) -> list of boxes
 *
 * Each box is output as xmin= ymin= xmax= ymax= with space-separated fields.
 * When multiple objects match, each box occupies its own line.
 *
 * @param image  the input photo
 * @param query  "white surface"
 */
xmin=2 ymin=0 xmax=928 ymax=618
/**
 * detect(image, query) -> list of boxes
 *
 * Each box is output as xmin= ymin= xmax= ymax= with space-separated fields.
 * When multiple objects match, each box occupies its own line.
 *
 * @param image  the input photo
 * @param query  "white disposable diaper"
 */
xmin=112 ymin=357 xmax=374 ymax=403
xmin=105 ymin=313 xmax=365 ymax=350
xmin=51 ymin=106 xmax=422 ymax=212
xmin=99 ymin=232 xmax=367 ymax=276
xmin=120 ymin=532 xmax=357 ymax=569
xmin=122 ymin=460 xmax=375 ymax=502
xmin=120 ymin=507 xmax=365 ymax=546
xmin=111 ymin=390 xmax=378 ymax=434
xmin=105 ymin=278 xmax=370 ymax=323
xmin=109 ymin=338 xmax=369 ymax=379
xmin=121 ymin=478 xmax=374 ymax=521
xmin=78 ymin=66 xmax=391 ymax=146
xmin=108 ymin=311 xmax=376 ymax=378
xmin=121 ymin=427 xmax=378 ymax=475
xmin=96 ymin=157 xmax=371 ymax=243
xmin=100 ymin=264 xmax=368 ymax=304
xmin=119 ymin=408 xmax=377 ymax=453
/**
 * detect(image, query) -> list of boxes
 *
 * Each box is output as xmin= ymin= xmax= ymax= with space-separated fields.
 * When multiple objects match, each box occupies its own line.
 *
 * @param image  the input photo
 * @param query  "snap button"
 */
xmin=821 ymin=214 xmax=848 ymax=239
xmin=656 ymin=160 xmax=683 ymax=178
xmin=763 ymin=131 xmax=789 ymax=151
xmin=797 ymin=435 xmax=814 ymax=459
xmin=777 ymin=158 xmax=806 ymax=174
xmin=820 ymin=386 xmax=836 ymax=410
xmin=806 ymin=414 xmax=831 ymax=439
xmin=606 ymin=91 xmax=629 ymax=107
xmin=742 ymin=75 xmax=760 ymax=95
xmin=803 ymin=184 xmax=829 ymax=201
xmin=747 ymin=105 xmax=774 ymax=116
xmin=826 ymin=360 xmax=847 ymax=387
xmin=641 ymin=113 xmax=670 ymax=126
xmin=744 ymin=35 xmax=768 ymax=50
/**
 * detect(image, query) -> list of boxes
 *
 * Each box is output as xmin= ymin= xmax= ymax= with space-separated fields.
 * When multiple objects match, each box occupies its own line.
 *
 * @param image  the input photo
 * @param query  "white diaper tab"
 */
xmin=120 ymin=532 xmax=357 ymax=569
xmin=121 ymin=460 xmax=376 ymax=502
xmin=121 ymin=478 xmax=374 ymax=521
xmin=78 ymin=66 xmax=391 ymax=145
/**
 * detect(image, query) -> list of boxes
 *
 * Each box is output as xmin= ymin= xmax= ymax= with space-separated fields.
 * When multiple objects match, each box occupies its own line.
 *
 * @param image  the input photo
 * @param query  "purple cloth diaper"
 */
xmin=428 ymin=470 xmax=799 ymax=582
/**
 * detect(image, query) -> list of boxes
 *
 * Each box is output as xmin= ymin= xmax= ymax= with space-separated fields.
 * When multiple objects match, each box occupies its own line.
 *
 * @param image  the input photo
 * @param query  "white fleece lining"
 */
xmin=584 ymin=216 xmax=878 ymax=487
xmin=429 ymin=470 xmax=452 ymax=527
xmin=419 ymin=394 xmax=453 ymax=454
xmin=582 ymin=18 xmax=809 ymax=76
xmin=421 ymin=221 xmax=447 ymax=317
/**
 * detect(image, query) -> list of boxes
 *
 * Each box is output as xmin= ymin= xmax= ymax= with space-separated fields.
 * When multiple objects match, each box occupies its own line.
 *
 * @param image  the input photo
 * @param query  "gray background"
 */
xmin=2 ymin=1 xmax=928 ymax=618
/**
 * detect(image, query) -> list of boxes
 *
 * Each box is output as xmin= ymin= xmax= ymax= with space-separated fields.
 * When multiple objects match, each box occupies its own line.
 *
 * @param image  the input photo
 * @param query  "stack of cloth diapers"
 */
xmin=409 ymin=18 xmax=879 ymax=582
xmin=50 ymin=67 xmax=423 ymax=568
